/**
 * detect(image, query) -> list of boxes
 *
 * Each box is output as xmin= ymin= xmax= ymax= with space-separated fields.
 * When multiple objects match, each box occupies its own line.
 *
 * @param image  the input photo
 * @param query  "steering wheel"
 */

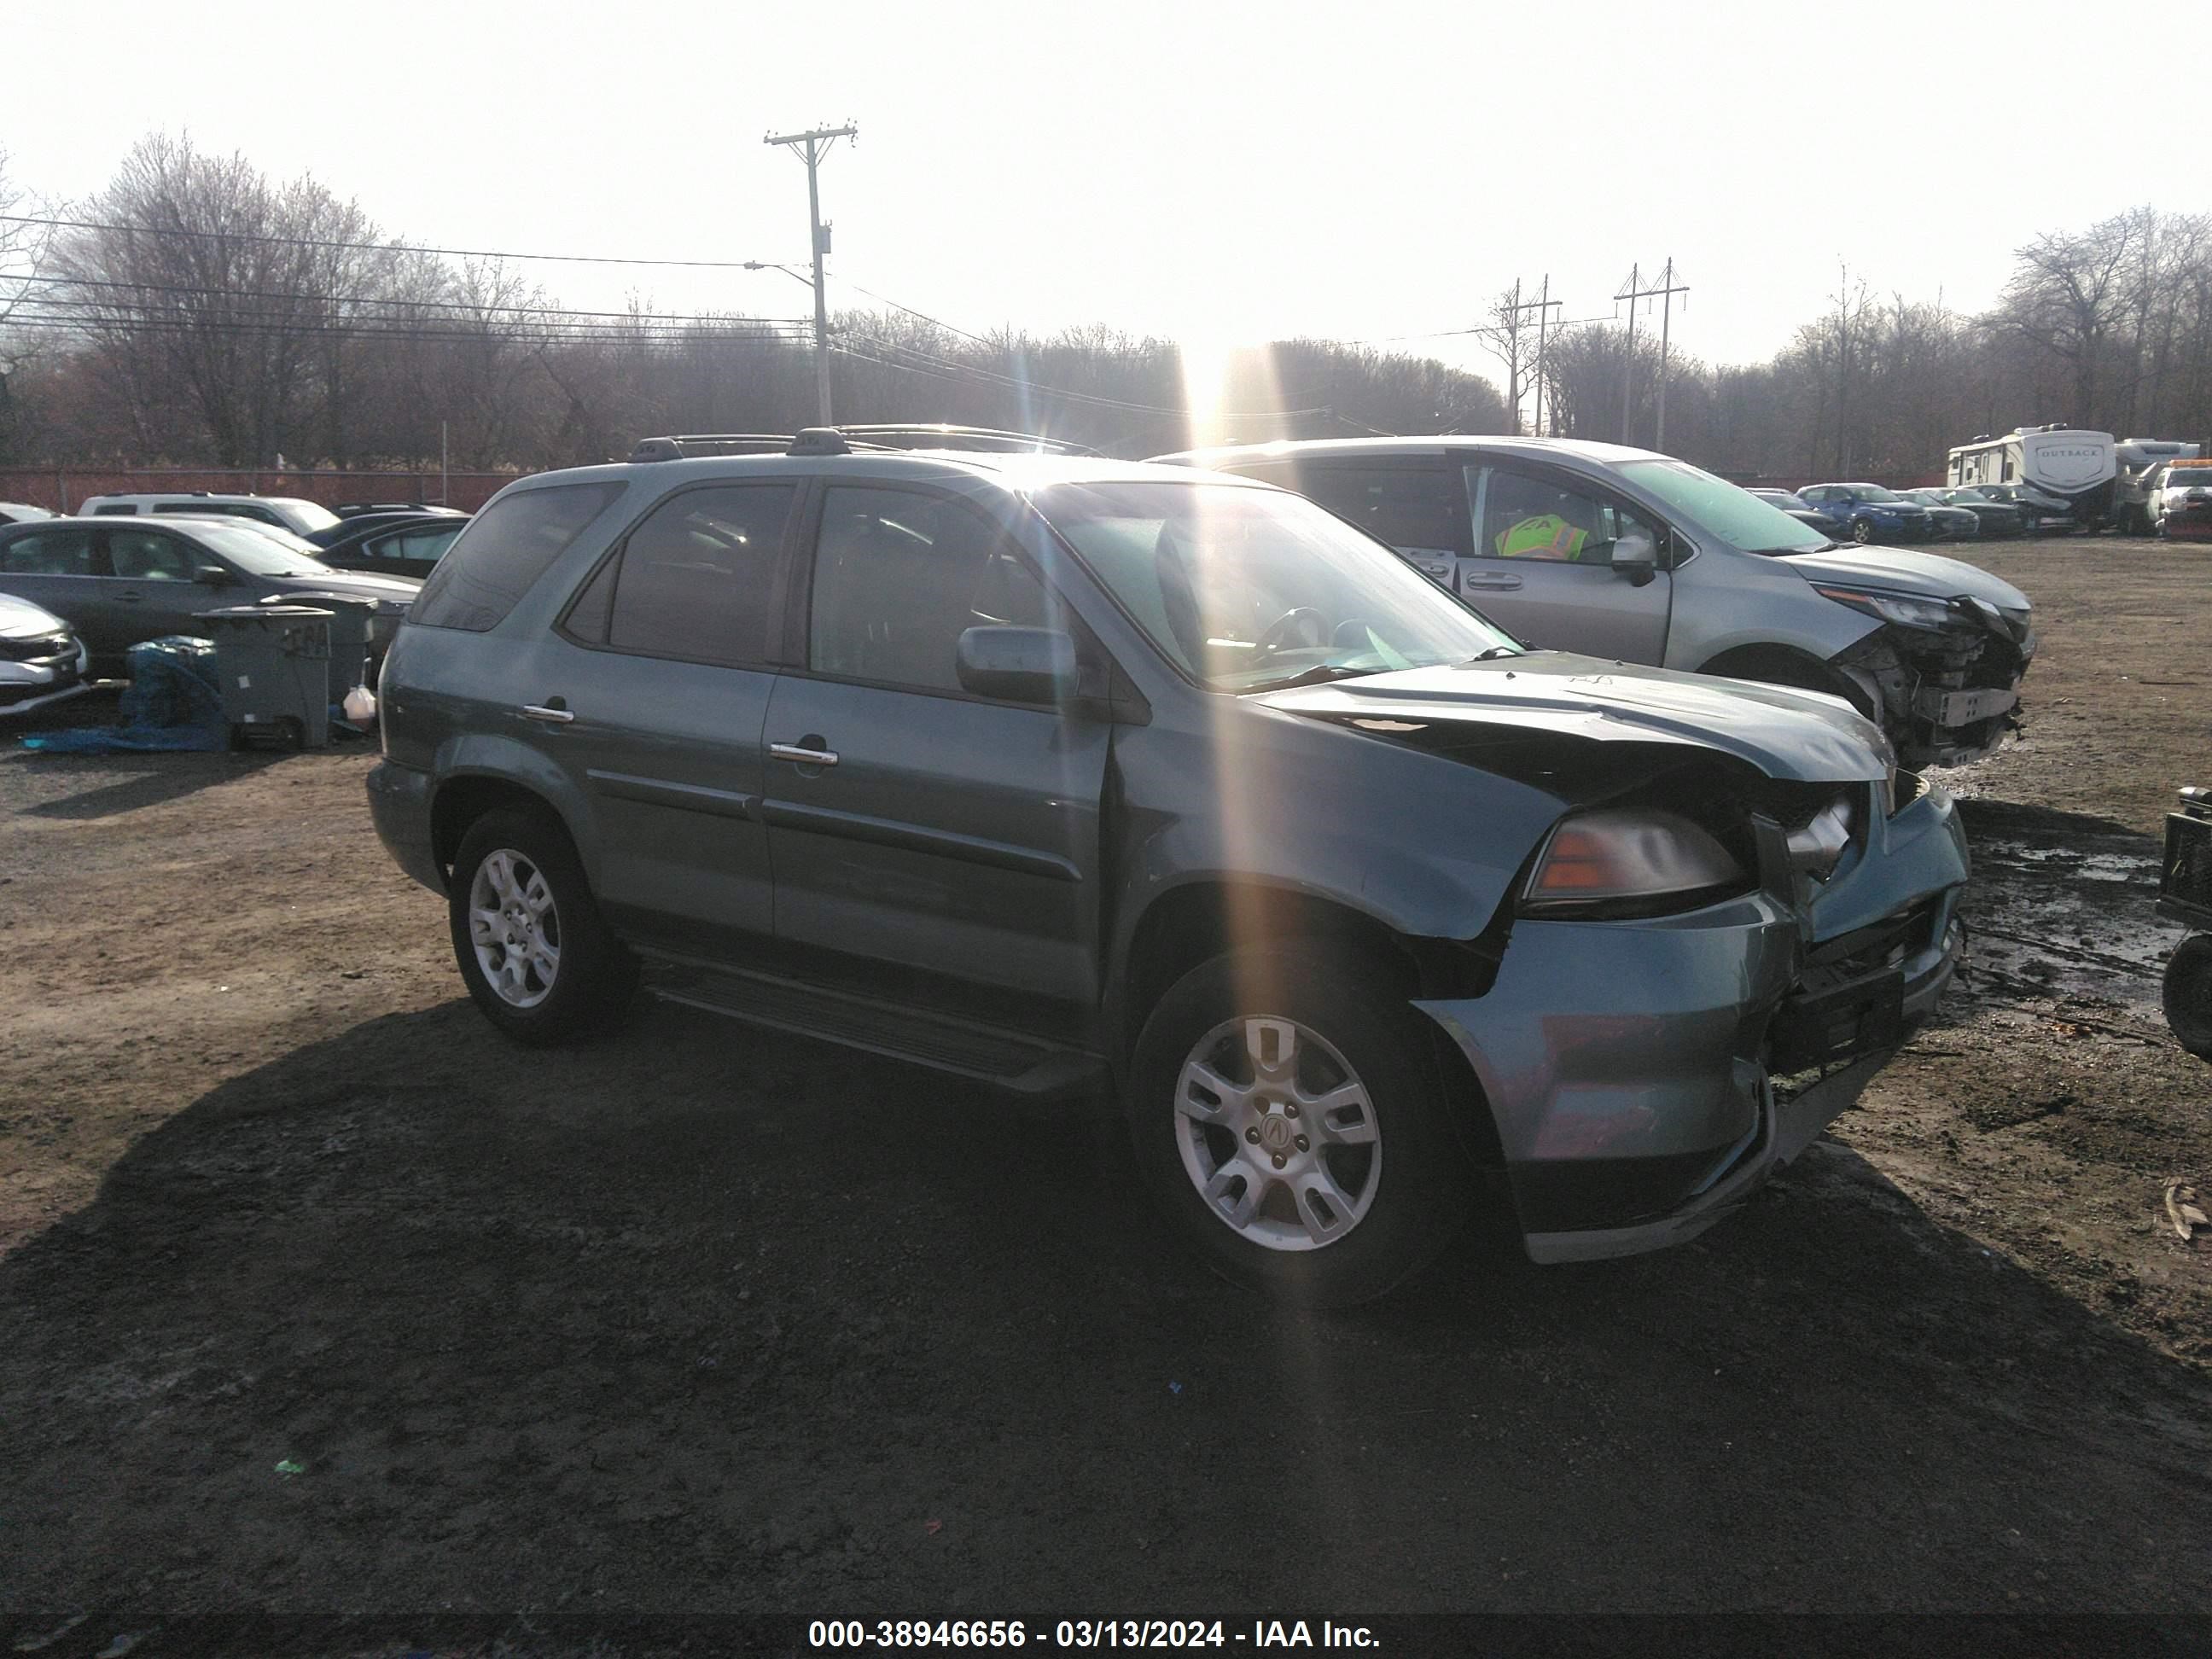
xmin=1254 ymin=607 xmax=1330 ymax=657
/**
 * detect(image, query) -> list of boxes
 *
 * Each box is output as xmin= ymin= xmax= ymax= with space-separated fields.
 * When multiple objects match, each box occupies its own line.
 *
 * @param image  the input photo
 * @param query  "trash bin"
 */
xmin=196 ymin=605 xmax=334 ymax=750
xmin=273 ymin=591 xmax=383 ymax=707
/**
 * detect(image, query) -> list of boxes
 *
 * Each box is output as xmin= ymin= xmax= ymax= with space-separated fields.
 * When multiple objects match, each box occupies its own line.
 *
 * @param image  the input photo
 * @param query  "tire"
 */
xmin=1851 ymin=518 xmax=1874 ymax=544
xmin=448 ymin=807 xmax=638 ymax=1045
xmin=1125 ymin=945 xmax=1472 ymax=1307
xmin=2163 ymin=934 xmax=2212 ymax=1062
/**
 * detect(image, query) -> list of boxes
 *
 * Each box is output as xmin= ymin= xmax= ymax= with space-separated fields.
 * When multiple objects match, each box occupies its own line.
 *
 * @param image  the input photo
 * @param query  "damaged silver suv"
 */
xmin=367 ymin=431 xmax=1970 ymax=1306
xmin=1156 ymin=438 xmax=2034 ymax=770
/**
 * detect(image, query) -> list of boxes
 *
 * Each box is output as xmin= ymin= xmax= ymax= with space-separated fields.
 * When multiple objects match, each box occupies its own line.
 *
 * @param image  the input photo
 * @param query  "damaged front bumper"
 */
xmin=1416 ymin=784 xmax=1969 ymax=1263
xmin=1837 ymin=619 xmax=2035 ymax=770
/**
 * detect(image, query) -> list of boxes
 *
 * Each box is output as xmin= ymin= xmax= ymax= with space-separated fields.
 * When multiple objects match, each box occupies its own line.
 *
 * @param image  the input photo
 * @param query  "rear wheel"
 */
xmin=1126 ymin=946 xmax=1472 ymax=1307
xmin=449 ymin=807 xmax=637 ymax=1045
xmin=2164 ymin=935 xmax=2212 ymax=1061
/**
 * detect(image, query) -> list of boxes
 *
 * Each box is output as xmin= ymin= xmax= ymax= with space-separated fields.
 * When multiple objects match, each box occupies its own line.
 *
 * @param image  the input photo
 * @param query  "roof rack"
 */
xmin=627 ymin=424 xmax=1097 ymax=463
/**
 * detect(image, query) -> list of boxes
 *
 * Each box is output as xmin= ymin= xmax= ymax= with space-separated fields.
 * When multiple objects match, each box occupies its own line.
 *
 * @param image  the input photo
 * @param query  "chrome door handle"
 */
xmin=1461 ymin=573 xmax=1523 ymax=591
xmin=770 ymin=742 xmax=839 ymax=767
xmin=521 ymin=704 xmax=575 ymax=725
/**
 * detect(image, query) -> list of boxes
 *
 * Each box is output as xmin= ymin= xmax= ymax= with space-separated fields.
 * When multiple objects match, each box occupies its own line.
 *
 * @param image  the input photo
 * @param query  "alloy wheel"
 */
xmin=1173 ymin=1016 xmax=1381 ymax=1251
xmin=468 ymin=848 xmax=562 ymax=1008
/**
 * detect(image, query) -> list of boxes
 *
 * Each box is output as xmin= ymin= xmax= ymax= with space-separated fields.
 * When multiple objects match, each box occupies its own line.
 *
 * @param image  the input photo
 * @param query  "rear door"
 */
xmin=1461 ymin=462 xmax=1672 ymax=662
xmin=0 ymin=524 xmax=109 ymax=654
xmin=538 ymin=480 xmax=795 ymax=958
xmin=760 ymin=482 xmax=1111 ymax=1009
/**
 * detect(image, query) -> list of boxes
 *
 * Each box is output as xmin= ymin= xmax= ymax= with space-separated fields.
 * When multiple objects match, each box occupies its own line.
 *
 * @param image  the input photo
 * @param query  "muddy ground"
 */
xmin=1 ymin=536 xmax=2209 ymax=1643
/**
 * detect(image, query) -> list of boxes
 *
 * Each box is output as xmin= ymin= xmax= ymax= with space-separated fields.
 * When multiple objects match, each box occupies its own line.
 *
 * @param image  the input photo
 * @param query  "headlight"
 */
xmin=1812 ymin=585 xmax=1964 ymax=632
xmin=1522 ymin=809 xmax=1746 ymax=917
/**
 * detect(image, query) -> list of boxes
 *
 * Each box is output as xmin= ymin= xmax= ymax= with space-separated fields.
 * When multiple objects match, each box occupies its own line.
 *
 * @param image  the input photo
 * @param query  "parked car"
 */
xmin=1748 ymin=489 xmax=1848 ymax=538
xmin=306 ymin=505 xmax=468 ymax=549
xmin=76 ymin=492 xmax=345 ymax=538
xmin=312 ymin=514 xmax=469 ymax=579
xmin=1794 ymin=484 xmax=1937 ymax=544
xmin=0 ymin=515 xmax=417 ymax=676
xmin=1155 ymin=437 xmax=2034 ymax=770
xmin=1896 ymin=489 xmax=1984 ymax=540
xmin=2149 ymin=463 xmax=2212 ymax=541
xmin=0 ymin=502 xmax=56 ymax=526
xmin=330 ymin=501 xmax=464 ymax=521
xmin=0 ymin=591 xmax=93 ymax=717
xmin=368 ymin=430 xmax=1970 ymax=1305
xmin=1955 ymin=483 xmax=2075 ymax=535
xmin=1922 ymin=488 xmax=2027 ymax=538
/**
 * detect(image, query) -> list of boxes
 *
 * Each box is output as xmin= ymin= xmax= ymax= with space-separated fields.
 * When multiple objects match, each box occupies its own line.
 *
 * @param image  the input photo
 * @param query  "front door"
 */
xmin=761 ymin=483 xmax=1111 ymax=1010
xmin=102 ymin=527 xmax=223 ymax=645
xmin=1460 ymin=463 xmax=1673 ymax=664
xmin=528 ymin=480 xmax=796 ymax=958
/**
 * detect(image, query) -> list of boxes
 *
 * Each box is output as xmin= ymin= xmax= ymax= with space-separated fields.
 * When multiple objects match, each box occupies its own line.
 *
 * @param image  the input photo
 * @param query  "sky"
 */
xmin=5 ymin=0 xmax=2205 ymax=389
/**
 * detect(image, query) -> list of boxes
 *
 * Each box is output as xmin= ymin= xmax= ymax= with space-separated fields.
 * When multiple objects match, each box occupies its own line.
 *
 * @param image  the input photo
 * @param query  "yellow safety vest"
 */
xmin=1496 ymin=514 xmax=1590 ymax=561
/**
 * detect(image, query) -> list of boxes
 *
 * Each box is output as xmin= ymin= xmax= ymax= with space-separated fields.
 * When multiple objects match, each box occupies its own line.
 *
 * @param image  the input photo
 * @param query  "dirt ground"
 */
xmin=3 ymin=536 xmax=2209 ymax=1642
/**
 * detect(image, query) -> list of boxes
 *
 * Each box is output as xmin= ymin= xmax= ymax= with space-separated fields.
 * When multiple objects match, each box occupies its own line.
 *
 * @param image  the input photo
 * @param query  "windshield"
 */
xmin=1754 ymin=490 xmax=1813 ymax=511
xmin=189 ymin=521 xmax=338 ymax=576
xmin=1614 ymin=458 xmax=1828 ymax=555
xmin=1034 ymin=480 xmax=1519 ymax=691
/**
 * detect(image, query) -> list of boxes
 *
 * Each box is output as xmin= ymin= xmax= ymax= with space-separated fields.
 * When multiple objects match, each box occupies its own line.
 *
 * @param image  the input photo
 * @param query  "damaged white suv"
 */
xmin=1157 ymin=438 xmax=2034 ymax=770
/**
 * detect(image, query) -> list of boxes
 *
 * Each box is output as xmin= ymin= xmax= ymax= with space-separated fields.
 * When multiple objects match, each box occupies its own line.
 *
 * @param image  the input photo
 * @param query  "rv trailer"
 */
xmin=1947 ymin=426 xmax=2117 ymax=528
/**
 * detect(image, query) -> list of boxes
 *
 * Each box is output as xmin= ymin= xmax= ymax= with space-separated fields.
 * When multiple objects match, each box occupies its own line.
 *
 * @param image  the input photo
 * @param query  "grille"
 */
xmin=0 ymin=632 xmax=71 ymax=663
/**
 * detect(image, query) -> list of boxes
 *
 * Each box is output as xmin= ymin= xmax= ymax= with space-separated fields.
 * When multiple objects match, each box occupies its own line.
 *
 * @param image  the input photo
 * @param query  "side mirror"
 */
xmin=956 ymin=626 xmax=1080 ymax=705
xmin=1612 ymin=530 xmax=1659 ymax=587
xmin=194 ymin=565 xmax=234 ymax=587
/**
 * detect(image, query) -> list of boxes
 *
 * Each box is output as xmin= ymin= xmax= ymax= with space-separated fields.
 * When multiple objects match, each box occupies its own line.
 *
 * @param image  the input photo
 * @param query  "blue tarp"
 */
xmin=20 ymin=636 xmax=229 ymax=754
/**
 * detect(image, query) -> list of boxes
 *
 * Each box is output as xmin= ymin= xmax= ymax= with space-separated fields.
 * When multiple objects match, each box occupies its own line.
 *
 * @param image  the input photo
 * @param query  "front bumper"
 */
xmin=366 ymin=758 xmax=445 ymax=894
xmin=0 ymin=640 xmax=95 ymax=717
xmin=1417 ymin=786 xmax=1969 ymax=1261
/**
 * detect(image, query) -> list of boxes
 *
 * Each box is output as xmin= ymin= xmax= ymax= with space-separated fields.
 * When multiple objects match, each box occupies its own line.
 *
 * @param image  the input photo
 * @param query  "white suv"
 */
xmin=76 ymin=492 xmax=343 ymax=538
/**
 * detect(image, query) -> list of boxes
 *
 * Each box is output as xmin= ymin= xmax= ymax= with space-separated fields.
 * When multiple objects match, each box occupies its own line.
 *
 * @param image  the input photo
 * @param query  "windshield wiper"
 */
xmin=1244 ymin=662 xmax=1381 ymax=693
xmin=1465 ymin=645 xmax=1522 ymax=662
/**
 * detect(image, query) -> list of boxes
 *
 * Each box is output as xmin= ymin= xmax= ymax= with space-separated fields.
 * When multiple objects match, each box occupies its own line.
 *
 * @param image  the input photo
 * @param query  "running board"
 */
xmin=641 ymin=957 xmax=1106 ymax=1097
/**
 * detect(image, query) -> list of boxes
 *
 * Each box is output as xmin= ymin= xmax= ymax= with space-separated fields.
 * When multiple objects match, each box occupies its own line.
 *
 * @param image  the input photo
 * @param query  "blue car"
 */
xmin=1796 ymin=483 xmax=1937 ymax=545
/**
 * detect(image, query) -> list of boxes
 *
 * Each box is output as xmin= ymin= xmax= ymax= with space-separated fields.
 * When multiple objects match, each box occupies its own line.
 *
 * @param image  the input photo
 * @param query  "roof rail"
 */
xmin=629 ymin=434 xmax=799 ymax=462
xmin=627 ymin=424 xmax=1097 ymax=463
xmin=836 ymin=424 xmax=1098 ymax=457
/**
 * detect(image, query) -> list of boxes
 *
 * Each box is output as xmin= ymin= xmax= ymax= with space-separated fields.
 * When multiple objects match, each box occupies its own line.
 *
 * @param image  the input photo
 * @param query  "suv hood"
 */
xmin=1785 ymin=546 xmax=2030 ymax=613
xmin=1256 ymin=652 xmax=1890 ymax=783
xmin=273 ymin=572 xmax=421 ymax=608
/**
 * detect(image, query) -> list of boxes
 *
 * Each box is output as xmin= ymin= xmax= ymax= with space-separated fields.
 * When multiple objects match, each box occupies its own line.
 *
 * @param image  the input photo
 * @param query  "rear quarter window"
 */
xmin=409 ymin=482 xmax=626 ymax=632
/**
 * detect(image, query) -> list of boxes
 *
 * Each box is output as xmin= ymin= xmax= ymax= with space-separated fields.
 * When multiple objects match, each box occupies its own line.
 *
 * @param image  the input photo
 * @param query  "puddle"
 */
xmin=1965 ymin=834 xmax=2182 ymax=1017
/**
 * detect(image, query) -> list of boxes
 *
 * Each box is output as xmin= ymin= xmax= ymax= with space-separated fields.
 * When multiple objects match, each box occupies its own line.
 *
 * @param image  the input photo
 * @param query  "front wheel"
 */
xmin=1851 ymin=518 xmax=1874 ymax=544
xmin=449 ymin=807 xmax=638 ymax=1045
xmin=1126 ymin=946 xmax=1473 ymax=1307
xmin=2164 ymin=934 xmax=2212 ymax=1061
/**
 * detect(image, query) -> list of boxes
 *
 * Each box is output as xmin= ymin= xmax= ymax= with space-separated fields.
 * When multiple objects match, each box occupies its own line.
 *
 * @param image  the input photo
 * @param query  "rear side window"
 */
xmin=91 ymin=504 xmax=139 ymax=515
xmin=410 ymin=481 xmax=625 ymax=632
xmin=590 ymin=484 xmax=794 ymax=664
xmin=0 ymin=527 xmax=99 ymax=574
xmin=1293 ymin=465 xmax=1473 ymax=558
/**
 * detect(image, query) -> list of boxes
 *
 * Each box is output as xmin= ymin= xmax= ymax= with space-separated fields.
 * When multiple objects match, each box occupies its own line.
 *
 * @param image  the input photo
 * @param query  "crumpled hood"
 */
xmin=0 ymin=591 xmax=69 ymax=638
xmin=1256 ymin=652 xmax=1891 ymax=783
xmin=1785 ymin=546 xmax=2031 ymax=614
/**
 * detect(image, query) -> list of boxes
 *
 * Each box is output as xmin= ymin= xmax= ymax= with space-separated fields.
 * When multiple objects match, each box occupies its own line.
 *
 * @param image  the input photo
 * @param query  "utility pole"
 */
xmin=1615 ymin=260 xmax=1691 ymax=448
xmin=1519 ymin=274 xmax=1563 ymax=435
xmin=765 ymin=122 xmax=857 ymax=426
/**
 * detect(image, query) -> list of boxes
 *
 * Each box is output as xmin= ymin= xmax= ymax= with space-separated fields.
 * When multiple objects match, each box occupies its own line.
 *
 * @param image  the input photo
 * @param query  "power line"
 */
xmin=0 ymin=212 xmax=784 ymax=271
xmin=2 ymin=271 xmax=811 ymax=328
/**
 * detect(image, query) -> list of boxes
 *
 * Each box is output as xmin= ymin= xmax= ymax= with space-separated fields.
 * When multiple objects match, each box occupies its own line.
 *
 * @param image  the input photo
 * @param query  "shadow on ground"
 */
xmin=4 ymin=999 xmax=2210 ymax=1622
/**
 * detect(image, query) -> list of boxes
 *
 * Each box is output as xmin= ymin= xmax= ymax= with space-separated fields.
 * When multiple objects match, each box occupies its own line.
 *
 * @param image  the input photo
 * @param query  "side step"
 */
xmin=641 ymin=957 xmax=1108 ymax=1097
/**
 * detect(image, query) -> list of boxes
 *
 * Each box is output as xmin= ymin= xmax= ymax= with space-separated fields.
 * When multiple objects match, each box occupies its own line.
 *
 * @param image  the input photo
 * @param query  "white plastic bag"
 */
xmin=342 ymin=684 xmax=378 ymax=725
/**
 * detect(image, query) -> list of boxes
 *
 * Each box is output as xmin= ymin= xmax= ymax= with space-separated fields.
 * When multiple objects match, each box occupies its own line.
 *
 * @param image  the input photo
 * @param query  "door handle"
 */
xmin=1461 ymin=573 xmax=1523 ymax=591
xmin=770 ymin=740 xmax=839 ymax=767
xmin=521 ymin=703 xmax=575 ymax=725
xmin=115 ymin=591 xmax=144 ymax=602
